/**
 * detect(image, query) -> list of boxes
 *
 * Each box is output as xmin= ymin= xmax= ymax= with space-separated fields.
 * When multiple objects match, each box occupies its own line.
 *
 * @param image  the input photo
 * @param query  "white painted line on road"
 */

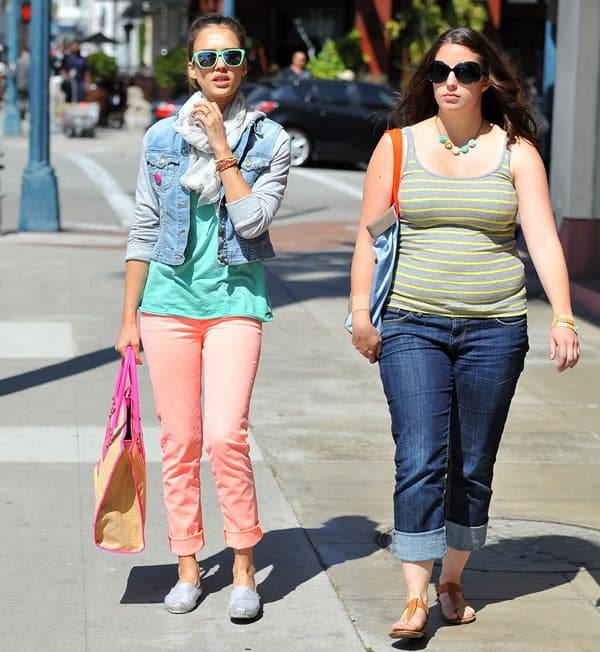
xmin=0 ymin=322 xmax=74 ymax=359
xmin=66 ymin=152 xmax=134 ymax=228
xmin=291 ymin=167 xmax=364 ymax=200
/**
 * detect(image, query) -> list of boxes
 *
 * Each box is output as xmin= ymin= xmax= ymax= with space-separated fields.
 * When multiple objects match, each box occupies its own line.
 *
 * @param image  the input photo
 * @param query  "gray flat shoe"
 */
xmin=164 ymin=581 xmax=202 ymax=614
xmin=227 ymin=585 xmax=261 ymax=619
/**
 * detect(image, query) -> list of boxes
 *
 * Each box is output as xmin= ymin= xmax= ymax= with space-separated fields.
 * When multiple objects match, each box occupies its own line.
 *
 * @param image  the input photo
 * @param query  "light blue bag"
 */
xmin=345 ymin=128 xmax=402 ymax=334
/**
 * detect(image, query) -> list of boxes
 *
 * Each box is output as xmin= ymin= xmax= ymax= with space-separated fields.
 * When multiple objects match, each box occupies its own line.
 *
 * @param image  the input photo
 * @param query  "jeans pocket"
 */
xmin=493 ymin=315 xmax=527 ymax=327
xmin=382 ymin=308 xmax=413 ymax=323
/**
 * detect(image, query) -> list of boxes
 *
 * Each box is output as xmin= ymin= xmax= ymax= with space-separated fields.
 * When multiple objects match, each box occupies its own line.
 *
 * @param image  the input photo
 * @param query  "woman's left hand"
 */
xmin=549 ymin=327 xmax=580 ymax=372
xmin=191 ymin=100 xmax=230 ymax=157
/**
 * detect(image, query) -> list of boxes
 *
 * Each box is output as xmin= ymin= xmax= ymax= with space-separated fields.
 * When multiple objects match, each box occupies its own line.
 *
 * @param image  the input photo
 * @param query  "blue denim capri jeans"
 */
xmin=378 ymin=307 xmax=529 ymax=562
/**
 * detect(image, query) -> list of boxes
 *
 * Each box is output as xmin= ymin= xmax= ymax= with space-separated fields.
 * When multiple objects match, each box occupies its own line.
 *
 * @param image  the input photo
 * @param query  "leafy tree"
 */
xmin=386 ymin=0 xmax=488 ymax=88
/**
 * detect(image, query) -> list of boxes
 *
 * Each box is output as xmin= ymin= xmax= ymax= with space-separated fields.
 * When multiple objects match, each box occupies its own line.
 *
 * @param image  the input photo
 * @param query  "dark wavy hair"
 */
xmin=187 ymin=13 xmax=247 ymax=92
xmin=389 ymin=27 xmax=540 ymax=149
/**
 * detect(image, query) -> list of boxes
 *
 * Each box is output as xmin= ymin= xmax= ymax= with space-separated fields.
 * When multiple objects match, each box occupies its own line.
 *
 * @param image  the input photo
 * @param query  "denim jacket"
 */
xmin=126 ymin=113 xmax=290 ymax=265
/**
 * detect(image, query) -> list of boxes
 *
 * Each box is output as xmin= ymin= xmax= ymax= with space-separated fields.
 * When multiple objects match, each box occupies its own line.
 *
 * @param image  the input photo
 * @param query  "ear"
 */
xmin=187 ymin=59 xmax=198 ymax=84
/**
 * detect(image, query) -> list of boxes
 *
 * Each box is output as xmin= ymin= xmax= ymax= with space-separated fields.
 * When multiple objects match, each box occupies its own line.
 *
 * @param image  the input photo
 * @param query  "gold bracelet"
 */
xmin=215 ymin=154 xmax=237 ymax=163
xmin=551 ymin=319 xmax=580 ymax=333
xmin=350 ymin=294 xmax=370 ymax=312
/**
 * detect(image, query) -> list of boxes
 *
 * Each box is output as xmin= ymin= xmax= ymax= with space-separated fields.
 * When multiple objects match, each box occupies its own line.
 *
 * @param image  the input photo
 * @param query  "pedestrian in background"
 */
xmin=349 ymin=27 xmax=580 ymax=639
xmin=279 ymin=50 xmax=311 ymax=80
xmin=115 ymin=13 xmax=291 ymax=619
xmin=61 ymin=40 xmax=87 ymax=102
xmin=16 ymin=47 xmax=30 ymax=119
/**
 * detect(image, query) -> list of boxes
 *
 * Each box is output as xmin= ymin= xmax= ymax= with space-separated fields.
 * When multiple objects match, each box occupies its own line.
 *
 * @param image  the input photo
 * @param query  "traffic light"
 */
xmin=21 ymin=1 xmax=31 ymax=24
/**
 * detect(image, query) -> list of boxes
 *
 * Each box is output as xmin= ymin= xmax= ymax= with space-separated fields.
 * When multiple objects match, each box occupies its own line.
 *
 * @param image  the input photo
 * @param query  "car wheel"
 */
xmin=287 ymin=127 xmax=311 ymax=167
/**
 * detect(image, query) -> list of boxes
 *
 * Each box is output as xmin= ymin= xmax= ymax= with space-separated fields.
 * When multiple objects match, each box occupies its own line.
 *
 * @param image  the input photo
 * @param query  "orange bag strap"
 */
xmin=385 ymin=128 xmax=403 ymax=215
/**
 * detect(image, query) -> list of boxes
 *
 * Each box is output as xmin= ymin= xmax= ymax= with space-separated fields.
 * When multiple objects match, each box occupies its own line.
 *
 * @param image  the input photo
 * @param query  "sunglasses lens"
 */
xmin=428 ymin=62 xmax=450 ymax=83
xmin=455 ymin=63 xmax=482 ymax=84
xmin=223 ymin=49 xmax=244 ymax=66
xmin=195 ymin=51 xmax=217 ymax=68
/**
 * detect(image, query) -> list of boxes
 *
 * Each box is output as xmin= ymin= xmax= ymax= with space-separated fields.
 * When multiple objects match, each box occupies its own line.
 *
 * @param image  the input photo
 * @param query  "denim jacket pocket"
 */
xmin=146 ymin=150 xmax=180 ymax=191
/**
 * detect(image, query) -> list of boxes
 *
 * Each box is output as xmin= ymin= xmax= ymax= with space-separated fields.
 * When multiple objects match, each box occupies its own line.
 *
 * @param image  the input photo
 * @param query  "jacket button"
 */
xmin=218 ymin=228 xmax=225 ymax=236
xmin=218 ymin=255 xmax=226 ymax=263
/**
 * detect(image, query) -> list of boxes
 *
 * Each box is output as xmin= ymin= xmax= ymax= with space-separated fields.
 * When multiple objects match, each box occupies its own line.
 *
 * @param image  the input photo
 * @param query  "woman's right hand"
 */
xmin=115 ymin=322 xmax=142 ymax=364
xmin=351 ymin=311 xmax=382 ymax=364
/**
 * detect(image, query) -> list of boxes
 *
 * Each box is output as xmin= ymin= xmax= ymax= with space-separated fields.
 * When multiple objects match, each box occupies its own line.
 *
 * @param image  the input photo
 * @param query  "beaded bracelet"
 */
xmin=215 ymin=157 xmax=238 ymax=173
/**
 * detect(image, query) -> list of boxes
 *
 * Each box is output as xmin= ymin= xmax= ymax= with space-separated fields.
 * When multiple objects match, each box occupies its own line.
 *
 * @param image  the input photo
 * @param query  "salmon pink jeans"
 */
xmin=140 ymin=313 xmax=263 ymax=556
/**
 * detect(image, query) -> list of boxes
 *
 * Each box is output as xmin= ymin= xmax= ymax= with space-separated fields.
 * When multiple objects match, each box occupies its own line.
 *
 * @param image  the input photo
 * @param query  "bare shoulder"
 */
xmin=509 ymin=136 xmax=544 ymax=176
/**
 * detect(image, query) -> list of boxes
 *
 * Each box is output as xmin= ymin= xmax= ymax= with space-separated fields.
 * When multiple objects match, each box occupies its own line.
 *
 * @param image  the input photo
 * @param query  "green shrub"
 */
xmin=87 ymin=51 xmax=118 ymax=85
xmin=153 ymin=46 xmax=188 ymax=93
xmin=307 ymin=28 xmax=368 ymax=80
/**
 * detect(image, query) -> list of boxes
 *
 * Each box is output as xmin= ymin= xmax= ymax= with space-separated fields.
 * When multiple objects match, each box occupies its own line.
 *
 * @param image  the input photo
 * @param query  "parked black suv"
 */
xmin=245 ymin=78 xmax=397 ymax=167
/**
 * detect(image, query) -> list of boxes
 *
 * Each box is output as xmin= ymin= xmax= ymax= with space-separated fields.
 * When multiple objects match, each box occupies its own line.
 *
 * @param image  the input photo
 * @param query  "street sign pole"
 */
xmin=19 ymin=0 xmax=60 ymax=231
xmin=2 ymin=0 xmax=22 ymax=136
xmin=222 ymin=1 xmax=235 ymax=18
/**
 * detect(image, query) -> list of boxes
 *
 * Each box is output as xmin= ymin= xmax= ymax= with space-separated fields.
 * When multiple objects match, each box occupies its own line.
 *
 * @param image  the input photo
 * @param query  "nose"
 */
xmin=445 ymin=71 xmax=458 ymax=88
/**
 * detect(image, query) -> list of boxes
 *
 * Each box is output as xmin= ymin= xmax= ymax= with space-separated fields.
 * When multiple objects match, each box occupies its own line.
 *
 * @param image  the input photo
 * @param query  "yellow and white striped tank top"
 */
xmin=387 ymin=126 xmax=526 ymax=318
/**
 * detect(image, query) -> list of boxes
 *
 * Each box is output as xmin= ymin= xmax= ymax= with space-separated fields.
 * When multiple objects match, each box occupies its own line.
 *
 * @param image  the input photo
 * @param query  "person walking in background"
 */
xmin=115 ymin=13 xmax=291 ymax=619
xmin=349 ymin=27 xmax=580 ymax=639
xmin=279 ymin=50 xmax=311 ymax=80
xmin=61 ymin=41 xmax=87 ymax=102
xmin=16 ymin=48 xmax=30 ymax=119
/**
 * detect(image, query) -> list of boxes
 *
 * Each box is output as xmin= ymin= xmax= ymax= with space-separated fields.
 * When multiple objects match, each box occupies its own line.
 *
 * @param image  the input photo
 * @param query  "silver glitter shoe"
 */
xmin=164 ymin=581 xmax=202 ymax=614
xmin=227 ymin=585 xmax=261 ymax=619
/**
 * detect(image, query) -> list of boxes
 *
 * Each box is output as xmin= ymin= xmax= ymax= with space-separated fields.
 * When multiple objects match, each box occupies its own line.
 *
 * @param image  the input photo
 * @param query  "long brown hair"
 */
xmin=186 ymin=13 xmax=247 ymax=93
xmin=389 ymin=28 xmax=540 ymax=149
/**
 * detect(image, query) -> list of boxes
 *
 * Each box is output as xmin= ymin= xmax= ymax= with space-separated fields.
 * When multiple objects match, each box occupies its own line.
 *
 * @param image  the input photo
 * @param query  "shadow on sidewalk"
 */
xmin=0 ymin=346 xmax=120 ymax=396
xmin=120 ymin=516 xmax=379 ymax=606
xmin=389 ymin=533 xmax=600 ymax=648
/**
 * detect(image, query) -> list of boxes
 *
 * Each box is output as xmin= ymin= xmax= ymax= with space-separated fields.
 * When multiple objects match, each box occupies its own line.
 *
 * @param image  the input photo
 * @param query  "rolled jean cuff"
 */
xmin=392 ymin=526 xmax=447 ymax=561
xmin=445 ymin=519 xmax=487 ymax=551
xmin=224 ymin=524 xmax=263 ymax=550
xmin=169 ymin=530 xmax=206 ymax=556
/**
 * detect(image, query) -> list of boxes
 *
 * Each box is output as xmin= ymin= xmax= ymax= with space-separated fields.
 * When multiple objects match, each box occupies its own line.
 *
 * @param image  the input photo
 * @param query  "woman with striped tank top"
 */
xmin=349 ymin=28 xmax=580 ymax=639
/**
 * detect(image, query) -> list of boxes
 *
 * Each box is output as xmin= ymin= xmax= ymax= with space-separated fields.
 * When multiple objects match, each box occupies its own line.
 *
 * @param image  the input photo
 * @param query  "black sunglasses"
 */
xmin=427 ymin=61 xmax=484 ymax=85
xmin=191 ymin=48 xmax=246 ymax=69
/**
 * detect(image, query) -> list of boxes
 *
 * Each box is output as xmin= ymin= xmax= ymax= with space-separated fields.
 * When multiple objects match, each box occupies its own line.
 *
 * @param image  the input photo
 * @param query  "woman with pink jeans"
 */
xmin=115 ymin=13 xmax=290 ymax=619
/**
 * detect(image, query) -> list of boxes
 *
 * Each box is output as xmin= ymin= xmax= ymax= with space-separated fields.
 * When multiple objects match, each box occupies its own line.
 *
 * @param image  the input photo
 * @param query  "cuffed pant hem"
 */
xmin=445 ymin=519 xmax=487 ymax=551
xmin=224 ymin=524 xmax=263 ymax=550
xmin=168 ymin=531 xmax=206 ymax=556
xmin=392 ymin=526 xmax=447 ymax=561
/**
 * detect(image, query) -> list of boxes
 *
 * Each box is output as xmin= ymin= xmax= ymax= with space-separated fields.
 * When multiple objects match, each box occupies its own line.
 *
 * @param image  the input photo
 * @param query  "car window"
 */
xmin=272 ymin=82 xmax=307 ymax=102
xmin=356 ymin=83 xmax=397 ymax=109
xmin=311 ymin=82 xmax=352 ymax=105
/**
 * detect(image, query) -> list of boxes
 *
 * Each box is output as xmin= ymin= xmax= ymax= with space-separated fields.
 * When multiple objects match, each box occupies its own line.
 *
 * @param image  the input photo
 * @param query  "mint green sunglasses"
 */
xmin=191 ymin=48 xmax=246 ymax=69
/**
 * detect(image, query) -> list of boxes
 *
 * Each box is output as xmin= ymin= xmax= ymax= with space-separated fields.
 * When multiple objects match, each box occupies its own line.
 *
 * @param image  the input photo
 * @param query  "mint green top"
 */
xmin=140 ymin=196 xmax=273 ymax=322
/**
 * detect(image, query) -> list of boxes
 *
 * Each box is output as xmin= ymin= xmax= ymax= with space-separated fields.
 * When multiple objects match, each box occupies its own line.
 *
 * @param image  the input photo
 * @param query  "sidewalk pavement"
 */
xmin=1 ymin=125 xmax=599 ymax=652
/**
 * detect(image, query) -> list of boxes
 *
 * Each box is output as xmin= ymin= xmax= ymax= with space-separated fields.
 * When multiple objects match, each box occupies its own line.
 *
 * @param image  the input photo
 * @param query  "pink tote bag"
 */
xmin=93 ymin=346 xmax=146 ymax=553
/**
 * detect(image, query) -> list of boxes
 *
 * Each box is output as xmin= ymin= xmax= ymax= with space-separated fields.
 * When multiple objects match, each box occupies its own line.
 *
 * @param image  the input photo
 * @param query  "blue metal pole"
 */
xmin=222 ymin=0 xmax=235 ymax=18
xmin=2 ymin=0 xmax=22 ymax=136
xmin=19 ymin=0 xmax=60 ymax=231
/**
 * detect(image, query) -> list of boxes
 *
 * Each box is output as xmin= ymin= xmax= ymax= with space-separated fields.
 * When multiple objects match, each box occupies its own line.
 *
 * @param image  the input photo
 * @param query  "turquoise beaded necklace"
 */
xmin=435 ymin=116 xmax=485 ymax=156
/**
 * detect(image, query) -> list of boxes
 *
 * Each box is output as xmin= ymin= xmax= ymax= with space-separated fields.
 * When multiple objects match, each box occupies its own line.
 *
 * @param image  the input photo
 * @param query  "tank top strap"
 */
xmin=401 ymin=126 xmax=416 ymax=174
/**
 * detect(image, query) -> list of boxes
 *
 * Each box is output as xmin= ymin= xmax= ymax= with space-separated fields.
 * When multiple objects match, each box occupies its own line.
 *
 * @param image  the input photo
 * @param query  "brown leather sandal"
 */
xmin=436 ymin=582 xmax=476 ymax=625
xmin=388 ymin=597 xmax=429 ymax=639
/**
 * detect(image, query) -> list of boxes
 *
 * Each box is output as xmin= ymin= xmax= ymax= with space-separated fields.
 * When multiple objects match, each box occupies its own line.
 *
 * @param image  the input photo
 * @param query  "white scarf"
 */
xmin=173 ymin=90 xmax=262 ymax=205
